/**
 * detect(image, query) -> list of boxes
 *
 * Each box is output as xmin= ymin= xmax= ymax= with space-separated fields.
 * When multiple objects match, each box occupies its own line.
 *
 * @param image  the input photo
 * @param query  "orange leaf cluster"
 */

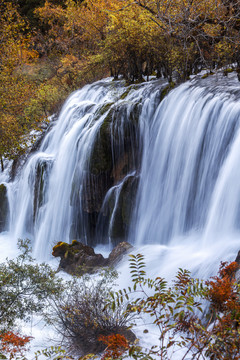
xmin=207 ymin=261 xmax=240 ymax=317
xmin=0 ymin=331 xmax=32 ymax=357
xmin=98 ymin=333 xmax=129 ymax=360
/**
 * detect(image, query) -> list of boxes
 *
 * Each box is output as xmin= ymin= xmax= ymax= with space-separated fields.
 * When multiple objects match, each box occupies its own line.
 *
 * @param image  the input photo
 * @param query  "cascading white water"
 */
xmin=1 ymin=73 xmax=240 ymax=278
xmin=128 ymin=73 xmax=240 ymax=279
xmin=133 ymin=82 xmax=240 ymax=244
xmin=1 ymin=78 xmax=162 ymax=259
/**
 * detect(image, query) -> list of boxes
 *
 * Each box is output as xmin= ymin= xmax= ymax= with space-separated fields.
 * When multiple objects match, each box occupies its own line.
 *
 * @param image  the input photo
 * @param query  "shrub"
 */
xmin=51 ymin=269 xmax=135 ymax=357
xmin=0 ymin=239 xmax=64 ymax=330
xmin=110 ymin=254 xmax=240 ymax=360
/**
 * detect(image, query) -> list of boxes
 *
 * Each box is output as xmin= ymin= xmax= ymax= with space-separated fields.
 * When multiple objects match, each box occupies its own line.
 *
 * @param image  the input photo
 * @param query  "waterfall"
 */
xmin=1 ymin=73 xmax=240 ymax=273
xmin=129 ymin=74 xmax=240 ymax=278
xmin=0 ymin=78 xmax=162 ymax=258
xmin=133 ymin=81 xmax=240 ymax=245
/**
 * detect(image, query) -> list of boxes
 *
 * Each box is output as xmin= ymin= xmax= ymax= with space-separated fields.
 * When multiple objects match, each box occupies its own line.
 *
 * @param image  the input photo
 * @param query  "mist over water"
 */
xmin=1 ymin=74 xmax=240 ymax=280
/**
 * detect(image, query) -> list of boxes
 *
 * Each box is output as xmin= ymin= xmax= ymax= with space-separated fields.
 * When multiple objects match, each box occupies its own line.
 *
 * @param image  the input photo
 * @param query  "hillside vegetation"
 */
xmin=1 ymin=0 xmax=240 ymax=163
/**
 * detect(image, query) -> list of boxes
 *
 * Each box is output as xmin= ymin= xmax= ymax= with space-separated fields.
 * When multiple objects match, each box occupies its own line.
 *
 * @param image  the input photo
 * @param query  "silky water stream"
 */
xmin=1 ymin=73 xmax=240 ymax=358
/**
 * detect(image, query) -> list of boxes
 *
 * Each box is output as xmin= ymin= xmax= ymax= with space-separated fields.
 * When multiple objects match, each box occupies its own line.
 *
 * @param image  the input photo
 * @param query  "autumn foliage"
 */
xmin=1 ymin=0 xmax=240 ymax=163
xmin=110 ymin=255 xmax=240 ymax=360
xmin=99 ymin=334 xmax=130 ymax=359
xmin=0 ymin=331 xmax=31 ymax=358
xmin=207 ymin=261 xmax=239 ymax=312
xmin=0 ymin=244 xmax=240 ymax=359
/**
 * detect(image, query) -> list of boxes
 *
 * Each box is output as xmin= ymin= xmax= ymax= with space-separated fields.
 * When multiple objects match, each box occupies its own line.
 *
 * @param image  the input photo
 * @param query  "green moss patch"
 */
xmin=160 ymin=82 xmax=176 ymax=101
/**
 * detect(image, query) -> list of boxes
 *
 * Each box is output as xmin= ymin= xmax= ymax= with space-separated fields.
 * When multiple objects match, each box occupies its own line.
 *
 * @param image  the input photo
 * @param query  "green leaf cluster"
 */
xmin=0 ymin=239 xmax=64 ymax=331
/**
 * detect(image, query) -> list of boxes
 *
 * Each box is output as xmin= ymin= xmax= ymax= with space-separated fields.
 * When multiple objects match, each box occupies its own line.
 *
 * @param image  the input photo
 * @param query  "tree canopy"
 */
xmin=1 ymin=0 xmax=240 ymax=163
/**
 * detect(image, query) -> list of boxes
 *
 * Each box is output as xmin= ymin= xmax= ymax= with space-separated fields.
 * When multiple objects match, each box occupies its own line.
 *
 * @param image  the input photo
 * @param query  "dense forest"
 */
xmin=1 ymin=0 xmax=240 ymax=167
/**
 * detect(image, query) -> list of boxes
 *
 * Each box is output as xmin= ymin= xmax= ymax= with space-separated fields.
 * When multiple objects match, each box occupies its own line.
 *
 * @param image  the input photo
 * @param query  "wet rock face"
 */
xmin=0 ymin=184 xmax=9 ymax=232
xmin=52 ymin=240 xmax=108 ymax=275
xmin=71 ymin=101 xmax=142 ymax=244
xmin=52 ymin=240 xmax=133 ymax=276
xmin=33 ymin=160 xmax=49 ymax=220
xmin=106 ymin=175 xmax=139 ymax=245
xmin=108 ymin=241 xmax=133 ymax=266
xmin=235 ymin=251 xmax=240 ymax=264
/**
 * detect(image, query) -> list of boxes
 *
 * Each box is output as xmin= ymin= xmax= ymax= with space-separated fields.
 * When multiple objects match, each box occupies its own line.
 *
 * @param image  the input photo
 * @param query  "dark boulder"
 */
xmin=52 ymin=240 xmax=133 ymax=276
xmin=108 ymin=241 xmax=133 ymax=266
xmin=52 ymin=240 xmax=108 ymax=276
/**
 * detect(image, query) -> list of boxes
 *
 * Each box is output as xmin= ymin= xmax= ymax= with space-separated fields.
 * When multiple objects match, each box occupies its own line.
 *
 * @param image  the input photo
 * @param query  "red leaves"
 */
xmin=98 ymin=334 xmax=129 ymax=359
xmin=207 ymin=261 xmax=239 ymax=313
xmin=0 ymin=331 xmax=32 ymax=358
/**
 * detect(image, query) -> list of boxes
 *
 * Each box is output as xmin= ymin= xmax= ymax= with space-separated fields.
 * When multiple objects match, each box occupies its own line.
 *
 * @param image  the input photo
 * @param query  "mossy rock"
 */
xmin=53 ymin=240 xmax=133 ymax=276
xmin=0 ymin=184 xmax=9 ymax=232
xmin=201 ymin=71 xmax=214 ymax=79
xmin=96 ymin=102 xmax=114 ymax=117
xmin=128 ymin=102 xmax=142 ymax=126
xmin=78 ymin=100 xmax=141 ymax=240
xmin=160 ymin=82 xmax=176 ymax=101
xmin=223 ymin=68 xmax=234 ymax=76
xmin=52 ymin=240 xmax=93 ymax=258
xmin=88 ymin=100 xmax=140 ymax=176
xmin=88 ymin=109 xmax=114 ymax=175
xmin=52 ymin=240 xmax=108 ymax=275
xmin=121 ymin=176 xmax=139 ymax=226
xmin=52 ymin=241 xmax=70 ymax=257
xmin=120 ymin=87 xmax=133 ymax=100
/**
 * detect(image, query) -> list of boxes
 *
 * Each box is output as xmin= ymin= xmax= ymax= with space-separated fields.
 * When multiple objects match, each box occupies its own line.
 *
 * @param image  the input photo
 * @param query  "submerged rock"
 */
xmin=235 ymin=251 xmax=240 ymax=264
xmin=108 ymin=241 xmax=133 ymax=266
xmin=52 ymin=240 xmax=133 ymax=275
xmin=0 ymin=184 xmax=9 ymax=232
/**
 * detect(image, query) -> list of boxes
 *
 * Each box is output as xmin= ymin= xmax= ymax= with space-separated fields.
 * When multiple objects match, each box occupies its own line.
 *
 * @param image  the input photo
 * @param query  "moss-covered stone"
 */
xmin=52 ymin=241 xmax=71 ymax=257
xmin=71 ymin=239 xmax=79 ymax=246
xmin=128 ymin=102 xmax=141 ymax=126
xmin=120 ymin=88 xmax=132 ymax=100
xmin=72 ymin=99 xmax=141 ymax=245
xmin=223 ymin=68 xmax=234 ymax=76
xmin=160 ymin=82 xmax=176 ymax=101
xmin=88 ymin=109 xmax=114 ymax=176
xmin=0 ymin=184 xmax=9 ymax=232
xmin=201 ymin=71 xmax=214 ymax=79
xmin=97 ymin=102 xmax=114 ymax=117
xmin=52 ymin=240 xmax=108 ymax=275
xmin=52 ymin=240 xmax=133 ymax=276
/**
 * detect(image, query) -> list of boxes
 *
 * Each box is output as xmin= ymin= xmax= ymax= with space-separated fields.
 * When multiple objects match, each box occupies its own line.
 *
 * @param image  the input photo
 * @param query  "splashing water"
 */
xmin=0 ymin=74 xmax=240 ymax=279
